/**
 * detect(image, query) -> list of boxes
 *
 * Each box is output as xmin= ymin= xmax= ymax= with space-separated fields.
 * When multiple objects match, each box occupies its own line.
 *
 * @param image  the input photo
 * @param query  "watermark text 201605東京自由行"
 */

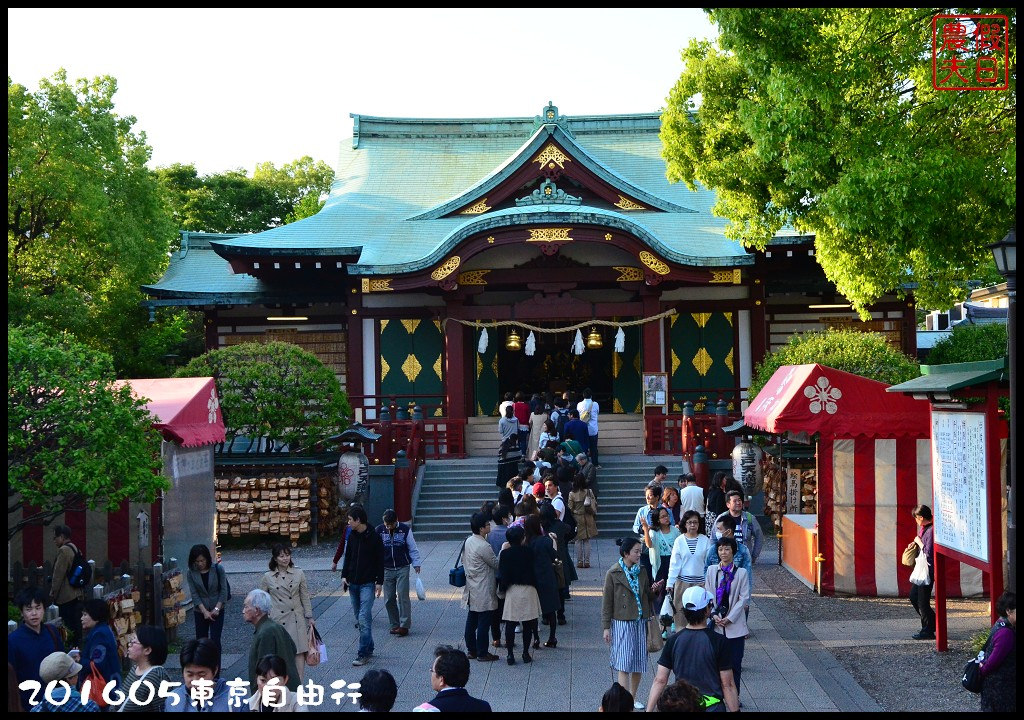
xmin=932 ymin=14 xmax=1010 ymax=90
xmin=19 ymin=677 xmax=362 ymax=710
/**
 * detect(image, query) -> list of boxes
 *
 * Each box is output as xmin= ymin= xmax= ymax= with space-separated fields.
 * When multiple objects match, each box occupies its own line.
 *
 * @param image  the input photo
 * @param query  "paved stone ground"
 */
xmin=165 ymin=533 xmax=992 ymax=712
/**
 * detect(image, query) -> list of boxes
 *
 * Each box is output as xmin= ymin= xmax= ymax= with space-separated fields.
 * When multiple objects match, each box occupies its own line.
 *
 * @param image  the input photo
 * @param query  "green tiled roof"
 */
xmin=148 ymin=110 xmax=809 ymax=297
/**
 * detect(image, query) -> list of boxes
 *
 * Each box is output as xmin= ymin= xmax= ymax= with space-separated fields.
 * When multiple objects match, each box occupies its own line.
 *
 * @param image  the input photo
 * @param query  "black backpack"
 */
xmin=66 ymin=543 xmax=92 ymax=589
xmin=553 ymin=409 xmax=568 ymax=439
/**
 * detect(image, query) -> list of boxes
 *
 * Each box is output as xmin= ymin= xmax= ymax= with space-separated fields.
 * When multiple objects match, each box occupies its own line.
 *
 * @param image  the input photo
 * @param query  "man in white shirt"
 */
xmin=543 ymin=478 xmax=566 ymax=521
xmin=576 ymin=388 xmax=600 ymax=467
xmin=678 ymin=473 xmax=705 ymax=514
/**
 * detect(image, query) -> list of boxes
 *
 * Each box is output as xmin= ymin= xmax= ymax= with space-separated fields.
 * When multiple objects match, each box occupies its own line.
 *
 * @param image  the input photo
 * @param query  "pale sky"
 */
xmin=7 ymin=8 xmax=717 ymax=175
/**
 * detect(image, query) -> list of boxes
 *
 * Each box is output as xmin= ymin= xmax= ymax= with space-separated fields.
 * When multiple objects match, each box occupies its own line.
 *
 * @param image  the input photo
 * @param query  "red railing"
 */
xmin=644 ymin=411 xmax=740 ymax=461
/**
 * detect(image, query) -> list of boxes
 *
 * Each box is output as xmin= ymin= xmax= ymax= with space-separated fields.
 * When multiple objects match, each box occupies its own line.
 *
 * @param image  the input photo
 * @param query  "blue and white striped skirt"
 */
xmin=609 ymin=618 xmax=648 ymax=674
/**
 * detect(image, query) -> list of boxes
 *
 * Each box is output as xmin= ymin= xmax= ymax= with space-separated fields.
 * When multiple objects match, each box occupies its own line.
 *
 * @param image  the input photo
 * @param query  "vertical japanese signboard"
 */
xmin=930 ymin=411 xmax=988 ymax=562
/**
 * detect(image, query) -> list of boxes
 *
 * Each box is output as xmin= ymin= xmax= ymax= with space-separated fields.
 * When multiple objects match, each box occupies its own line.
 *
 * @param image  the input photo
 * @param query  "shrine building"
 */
xmin=144 ymin=103 xmax=917 ymax=454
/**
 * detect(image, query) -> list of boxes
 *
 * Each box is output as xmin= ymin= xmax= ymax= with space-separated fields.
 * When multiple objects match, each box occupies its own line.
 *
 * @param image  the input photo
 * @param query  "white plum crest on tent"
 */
xmin=804 ymin=376 xmax=842 ymax=415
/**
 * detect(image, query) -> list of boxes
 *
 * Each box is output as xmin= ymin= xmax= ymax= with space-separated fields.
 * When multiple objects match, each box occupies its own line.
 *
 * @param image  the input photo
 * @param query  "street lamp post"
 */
xmin=990 ymin=227 xmax=1016 ymax=592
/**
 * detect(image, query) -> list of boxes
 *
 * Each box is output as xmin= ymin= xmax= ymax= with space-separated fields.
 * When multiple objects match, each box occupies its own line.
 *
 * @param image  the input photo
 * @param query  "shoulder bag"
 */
xmin=449 ymin=541 xmax=467 ymax=588
xmin=901 ymin=541 xmax=919 ymax=567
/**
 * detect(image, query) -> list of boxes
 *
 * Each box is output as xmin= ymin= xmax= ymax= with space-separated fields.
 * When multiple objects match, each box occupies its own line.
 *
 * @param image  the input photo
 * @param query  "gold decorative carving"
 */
xmin=380 ymin=319 xmax=389 ymax=332
xmin=633 ymin=352 xmax=642 ymax=377
xmin=491 ymin=353 xmax=499 ymax=377
xmin=692 ymin=312 xmax=711 ymax=328
xmin=670 ymin=314 xmax=679 ymax=327
xmin=614 ymin=195 xmax=646 ymax=211
xmin=613 ymin=266 xmax=644 ymax=282
xmin=526 ymin=228 xmax=573 ymax=243
xmin=401 ymin=354 xmax=422 ymax=383
xmin=534 ymin=144 xmax=570 ymax=170
xmin=613 ymin=398 xmax=624 ymax=413
xmin=431 ymin=256 xmax=461 ymax=281
xmin=671 ymin=349 xmax=681 ymax=377
xmin=433 ymin=354 xmax=443 ymax=380
xmin=639 ymin=251 xmax=669 ymax=275
xmin=433 ymin=319 xmax=442 ymax=332
xmin=434 ymin=407 xmax=443 ymax=417
xmin=612 ymin=351 xmax=622 ymax=379
xmin=380 ymin=356 xmax=390 ymax=381
xmin=476 ymin=354 xmax=483 ymax=379
xmin=487 ymin=236 xmax=495 ymax=244
xmin=457 ymin=270 xmax=490 ymax=286
xmin=725 ymin=347 xmax=734 ymax=374
xmin=634 ymin=399 xmax=643 ymax=413
xmin=710 ymin=269 xmax=742 ymax=284
xmin=401 ymin=319 xmax=420 ymax=334
xmin=724 ymin=312 xmax=733 ymax=327
xmin=605 ymin=233 xmax=613 ymax=241
xmin=461 ymin=199 xmax=491 ymax=215
xmin=365 ymin=278 xmax=393 ymax=292
xmin=692 ymin=348 xmax=713 ymax=377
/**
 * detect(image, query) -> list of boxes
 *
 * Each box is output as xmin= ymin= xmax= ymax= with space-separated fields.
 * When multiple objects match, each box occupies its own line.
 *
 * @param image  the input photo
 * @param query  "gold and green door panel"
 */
xmin=667 ymin=311 xmax=737 ymax=412
xmin=475 ymin=329 xmax=500 ymax=417
xmin=379 ymin=319 xmax=445 ymax=416
xmin=611 ymin=324 xmax=642 ymax=413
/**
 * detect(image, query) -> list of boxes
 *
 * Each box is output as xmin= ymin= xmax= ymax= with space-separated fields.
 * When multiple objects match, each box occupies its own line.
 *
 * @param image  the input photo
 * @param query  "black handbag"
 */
xmin=449 ymin=541 xmax=467 ymax=588
xmin=961 ymin=657 xmax=983 ymax=693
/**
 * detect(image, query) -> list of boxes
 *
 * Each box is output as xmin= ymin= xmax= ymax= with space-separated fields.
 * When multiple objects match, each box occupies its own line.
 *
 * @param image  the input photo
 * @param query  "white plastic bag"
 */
xmin=415 ymin=575 xmax=426 ymax=601
xmin=659 ymin=596 xmax=673 ymax=619
xmin=909 ymin=548 xmax=931 ymax=586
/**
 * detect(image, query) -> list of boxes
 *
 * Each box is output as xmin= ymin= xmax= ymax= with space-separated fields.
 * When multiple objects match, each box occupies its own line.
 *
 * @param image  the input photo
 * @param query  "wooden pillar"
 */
xmin=750 ymin=278 xmax=768 ymax=370
xmin=445 ymin=302 xmax=467 ymax=420
xmin=641 ymin=291 xmax=661 ymax=373
xmin=901 ymin=298 xmax=918 ymax=358
xmin=347 ymin=293 xmax=365 ymax=419
xmin=204 ymin=311 xmax=218 ymax=352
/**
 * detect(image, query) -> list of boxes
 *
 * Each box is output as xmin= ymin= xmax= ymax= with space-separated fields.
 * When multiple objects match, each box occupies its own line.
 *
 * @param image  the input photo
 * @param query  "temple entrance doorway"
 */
xmin=496 ymin=324 xmax=613 ymax=408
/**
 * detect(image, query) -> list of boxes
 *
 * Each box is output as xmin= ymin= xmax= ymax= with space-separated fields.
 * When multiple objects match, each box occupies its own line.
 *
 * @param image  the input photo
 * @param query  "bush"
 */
xmin=749 ymin=329 xmax=920 ymax=399
xmin=175 ymin=342 xmax=351 ymax=453
xmin=926 ymin=323 xmax=1007 ymax=365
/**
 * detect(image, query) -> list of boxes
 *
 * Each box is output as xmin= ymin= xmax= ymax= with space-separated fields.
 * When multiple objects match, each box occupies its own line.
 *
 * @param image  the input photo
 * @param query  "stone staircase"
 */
xmin=464 ymin=413 xmax=645 ymax=457
xmin=411 ymin=453 xmax=682 ymax=541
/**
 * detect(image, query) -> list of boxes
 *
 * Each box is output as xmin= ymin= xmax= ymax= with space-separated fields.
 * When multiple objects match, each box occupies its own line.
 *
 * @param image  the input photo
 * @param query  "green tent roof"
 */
xmin=886 ymin=357 xmax=1008 ymax=396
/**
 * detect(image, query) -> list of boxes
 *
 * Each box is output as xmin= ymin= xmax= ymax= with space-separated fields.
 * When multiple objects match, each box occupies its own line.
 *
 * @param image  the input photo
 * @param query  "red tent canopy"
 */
xmin=118 ymin=377 xmax=226 ymax=447
xmin=745 ymin=364 xmax=928 ymax=438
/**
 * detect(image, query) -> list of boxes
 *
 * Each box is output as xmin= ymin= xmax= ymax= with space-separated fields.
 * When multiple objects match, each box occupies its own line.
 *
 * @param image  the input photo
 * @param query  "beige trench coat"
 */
xmin=567 ymin=489 xmax=599 ymax=540
xmin=462 ymin=534 xmax=499 ymax=612
xmin=260 ymin=566 xmax=313 ymax=653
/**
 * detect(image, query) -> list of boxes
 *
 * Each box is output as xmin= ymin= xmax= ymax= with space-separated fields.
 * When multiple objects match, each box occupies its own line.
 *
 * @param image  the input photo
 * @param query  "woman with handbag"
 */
xmin=705 ymin=537 xmax=750 ymax=700
xmin=979 ymin=591 xmax=1016 ymax=712
xmin=524 ymin=514 xmax=560 ymax=648
xmin=497 ymin=405 xmax=522 ymax=488
xmin=186 ymin=543 xmax=229 ymax=646
xmin=602 ymin=537 xmax=664 ymax=710
xmin=78 ymin=598 xmax=121 ymax=695
xmin=908 ymin=504 xmax=936 ymax=640
xmin=666 ymin=510 xmax=712 ymax=630
xmin=567 ymin=474 xmax=598 ymax=568
xmin=646 ymin=507 xmax=681 ymax=618
xmin=498 ymin=526 xmax=541 ymax=665
xmin=260 ymin=544 xmax=314 ymax=682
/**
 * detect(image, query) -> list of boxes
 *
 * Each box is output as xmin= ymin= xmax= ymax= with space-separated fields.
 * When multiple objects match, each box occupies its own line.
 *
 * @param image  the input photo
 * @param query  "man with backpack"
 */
xmin=50 ymin=525 xmax=85 ymax=645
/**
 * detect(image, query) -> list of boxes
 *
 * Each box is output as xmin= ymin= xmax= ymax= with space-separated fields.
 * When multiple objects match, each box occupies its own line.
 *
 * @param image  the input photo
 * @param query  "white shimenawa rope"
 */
xmin=447 ymin=307 xmax=677 ymax=335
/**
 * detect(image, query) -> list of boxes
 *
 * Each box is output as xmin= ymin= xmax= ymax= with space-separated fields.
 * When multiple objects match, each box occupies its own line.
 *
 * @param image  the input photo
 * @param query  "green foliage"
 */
xmin=661 ymin=9 xmax=1016 ymax=316
xmin=7 ymin=70 xmax=186 ymax=377
xmin=749 ymin=329 xmax=920 ymax=398
xmin=156 ymin=156 xmax=334 ymax=233
xmin=8 ymin=325 xmax=165 ymax=541
xmin=927 ymin=323 xmax=1008 ymax=365
xmin=175 ymin=342 xmax=351 ymax=453
xmin=969 ymin=628 xmax=990 ymax=655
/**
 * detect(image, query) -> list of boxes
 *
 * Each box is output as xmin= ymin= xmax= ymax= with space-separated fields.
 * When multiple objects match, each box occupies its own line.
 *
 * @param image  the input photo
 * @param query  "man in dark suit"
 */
xmin=413 ymin=645 xmax=492 ymax=712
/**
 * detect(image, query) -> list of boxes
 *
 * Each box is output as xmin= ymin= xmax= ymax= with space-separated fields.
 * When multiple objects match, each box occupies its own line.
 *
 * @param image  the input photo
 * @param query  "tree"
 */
xmin=156 ymin=156 xmax=334 ymax=233
xmin=8 ymin=325 xmax=165 ymax=541
xmin=8 ymin=71 xmax=187 ymax=377
xmin=926 ymin=323 xmax=1008 ymax=365
xmin=174 ymin=342 xmax=351 ymax=453
xmin=749 ymin=329 xmax=920 ymax=399
xmin=661 ymin=9 xmax=1016 ymax=316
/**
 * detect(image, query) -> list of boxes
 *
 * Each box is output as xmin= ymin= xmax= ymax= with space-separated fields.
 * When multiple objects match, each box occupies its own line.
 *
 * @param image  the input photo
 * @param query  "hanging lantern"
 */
xmin=586 ymin=326 xmax=603 ymax=349
xmin=506 ymin=328 xmax=522 ymax=351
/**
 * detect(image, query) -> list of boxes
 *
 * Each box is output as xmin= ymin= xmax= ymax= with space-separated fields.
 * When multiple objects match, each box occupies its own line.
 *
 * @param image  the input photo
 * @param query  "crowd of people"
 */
xmin=7 ymin=462 xmax=1016 ymax=713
